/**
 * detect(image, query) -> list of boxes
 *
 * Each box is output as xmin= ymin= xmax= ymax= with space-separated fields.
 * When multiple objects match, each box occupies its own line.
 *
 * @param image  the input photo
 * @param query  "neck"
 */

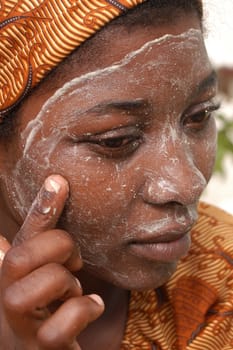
xmin=76 ymin=269 xmax=130 ymax=350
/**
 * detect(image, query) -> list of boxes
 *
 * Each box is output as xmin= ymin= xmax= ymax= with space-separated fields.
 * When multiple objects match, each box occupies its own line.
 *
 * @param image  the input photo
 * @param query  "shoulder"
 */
xmin=166 ymin=203 xmax=233 ymax=348
xmin=191 ymin=201 xmax=233 ymax=256
xmin=197 ymin=201 xmax=233 ymax=230
xmin=168 ymin=201 xmax=233 ymax=305
xmin=172 ymin=201 xmax=233 ymax=283
xmin=167 ymin=201 xmax=233 ymax=316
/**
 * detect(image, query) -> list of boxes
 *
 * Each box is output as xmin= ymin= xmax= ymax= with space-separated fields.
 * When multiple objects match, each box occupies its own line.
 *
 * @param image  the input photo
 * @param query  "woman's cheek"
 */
xmin=2 ymin=150 xmax=45 ymax=222
xmin=190 ymin=119 xmax=217 ymax=183
xmin=58 ymin=158 xmax=131 ymax=227
xmin=2 ymin=129 xmax=66 ymax=221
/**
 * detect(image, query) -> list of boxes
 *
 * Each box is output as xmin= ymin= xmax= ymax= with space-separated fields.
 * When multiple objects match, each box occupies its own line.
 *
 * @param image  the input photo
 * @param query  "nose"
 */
xmin=141 ymin=144 xmax=207 ymax=206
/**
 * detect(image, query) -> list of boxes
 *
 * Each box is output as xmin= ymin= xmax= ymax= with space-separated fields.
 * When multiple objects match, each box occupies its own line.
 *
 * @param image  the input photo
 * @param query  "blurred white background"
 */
xmin=201 ymin=0 xmax=233 ymax=214
xmin=204 ymin=0 xmax=233 ymax=67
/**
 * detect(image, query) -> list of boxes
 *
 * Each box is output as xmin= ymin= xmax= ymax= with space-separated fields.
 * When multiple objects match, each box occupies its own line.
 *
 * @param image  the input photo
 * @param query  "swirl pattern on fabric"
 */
xmin=0 ymin=0 xmax=145 ymax=116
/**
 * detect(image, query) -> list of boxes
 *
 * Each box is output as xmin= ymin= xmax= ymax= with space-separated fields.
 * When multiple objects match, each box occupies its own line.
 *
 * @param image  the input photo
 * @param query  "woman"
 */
xmin=0 ymin=0 xmax=233 ymax=349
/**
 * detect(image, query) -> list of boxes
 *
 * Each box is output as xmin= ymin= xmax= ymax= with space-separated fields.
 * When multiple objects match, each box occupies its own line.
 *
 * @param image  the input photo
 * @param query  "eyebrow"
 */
xmin=196 ymin=70 xmax=218 ymax=96
xmin=71 ymin=71 xmax=218 ymax=119
xmin=85 ymin=98 xmax=148 ymax=115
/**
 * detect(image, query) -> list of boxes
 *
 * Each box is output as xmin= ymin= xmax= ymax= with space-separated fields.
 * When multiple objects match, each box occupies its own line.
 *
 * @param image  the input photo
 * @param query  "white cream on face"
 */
xmin=21 ymin=28 xmax=205 ymax=155
xmin=2 ymin=28 xmax=213 ymax=230
xmin=136 ymin=216 xmax=174 ymax=234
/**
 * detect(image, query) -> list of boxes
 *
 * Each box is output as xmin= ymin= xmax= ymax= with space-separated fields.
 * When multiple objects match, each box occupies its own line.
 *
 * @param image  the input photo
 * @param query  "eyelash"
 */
xmin=90 ymin=136 xmax=142 ymax=157
xmin=72 ymin=127 xmax=143 ymax=158
xmin=182 ymin=102 xmax=220 ymax=130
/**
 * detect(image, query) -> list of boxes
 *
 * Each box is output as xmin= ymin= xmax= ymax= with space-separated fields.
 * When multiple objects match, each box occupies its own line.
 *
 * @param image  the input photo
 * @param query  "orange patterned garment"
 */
xmin=121 ymin=203 xmax=233 ymax=349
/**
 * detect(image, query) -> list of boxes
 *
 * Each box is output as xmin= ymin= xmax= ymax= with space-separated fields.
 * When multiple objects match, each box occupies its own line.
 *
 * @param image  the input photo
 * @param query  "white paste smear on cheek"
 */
xmin=2 ymin=128 xmax=65 ymax=218
xmin=138 ymin=129 xmax=208 ymax=206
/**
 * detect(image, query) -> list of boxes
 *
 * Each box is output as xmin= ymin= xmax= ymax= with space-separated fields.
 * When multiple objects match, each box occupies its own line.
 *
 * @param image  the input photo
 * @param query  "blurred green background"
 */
xmin=215 ymin=114 xmax=233 ymax=175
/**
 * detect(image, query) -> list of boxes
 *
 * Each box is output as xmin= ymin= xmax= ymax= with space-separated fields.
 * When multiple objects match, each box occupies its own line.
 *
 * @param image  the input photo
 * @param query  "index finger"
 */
xmin=13 ymin=175 xmax=69 ymax=246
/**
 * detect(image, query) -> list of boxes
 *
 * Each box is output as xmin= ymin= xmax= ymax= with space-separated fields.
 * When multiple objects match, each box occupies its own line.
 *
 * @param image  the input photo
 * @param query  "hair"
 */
xmin=0 ymin=0 xmax=203 ymax=139
xmin=110 ymin=0 xmax=203 ymax=26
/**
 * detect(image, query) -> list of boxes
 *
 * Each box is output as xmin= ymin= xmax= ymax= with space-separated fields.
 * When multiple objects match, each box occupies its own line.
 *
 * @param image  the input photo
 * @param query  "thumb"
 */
xmin=13 ymin=174 xmax=69 ymax=247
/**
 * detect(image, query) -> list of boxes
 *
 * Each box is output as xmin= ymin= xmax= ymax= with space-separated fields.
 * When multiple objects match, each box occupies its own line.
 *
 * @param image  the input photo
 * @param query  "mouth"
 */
xmin=128 ymin=222 xmax=194 ymax=263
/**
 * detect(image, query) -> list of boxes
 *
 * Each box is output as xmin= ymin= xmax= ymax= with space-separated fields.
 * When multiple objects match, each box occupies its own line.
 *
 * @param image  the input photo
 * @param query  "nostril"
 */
xmin=142 ymin=174 xmax=206 ymax=207
xmin=167 ymin=201 xmax=183 ymax=207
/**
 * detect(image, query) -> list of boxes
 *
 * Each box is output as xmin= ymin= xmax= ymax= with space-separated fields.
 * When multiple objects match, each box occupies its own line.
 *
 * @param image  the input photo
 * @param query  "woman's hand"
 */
xmin=0 ymin=175 xmax=104 ymax=350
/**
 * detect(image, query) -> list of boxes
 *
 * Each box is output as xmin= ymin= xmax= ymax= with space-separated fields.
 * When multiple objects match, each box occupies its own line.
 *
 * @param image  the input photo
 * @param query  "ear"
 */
xmin=0 ymin=136 xmax=21 ymax=241
xmin=0 ymin=139 xmax=13 ymax=173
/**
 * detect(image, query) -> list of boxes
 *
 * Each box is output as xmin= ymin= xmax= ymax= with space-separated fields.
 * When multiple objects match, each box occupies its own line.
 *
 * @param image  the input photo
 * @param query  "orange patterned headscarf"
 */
xmin=0 ymin=0 xmax=145 ymax=117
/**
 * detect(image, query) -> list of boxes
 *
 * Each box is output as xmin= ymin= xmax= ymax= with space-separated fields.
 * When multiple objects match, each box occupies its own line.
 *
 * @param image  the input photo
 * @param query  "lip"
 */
xmin=129 ymin=231 xmax=191 ymax=262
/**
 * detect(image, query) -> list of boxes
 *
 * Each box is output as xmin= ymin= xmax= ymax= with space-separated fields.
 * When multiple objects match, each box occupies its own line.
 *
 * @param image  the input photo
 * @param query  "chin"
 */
xmin=86 ymin=260 xmax=178 ymax=292
xmin=124 ymin=263 xmax=178 ymax=291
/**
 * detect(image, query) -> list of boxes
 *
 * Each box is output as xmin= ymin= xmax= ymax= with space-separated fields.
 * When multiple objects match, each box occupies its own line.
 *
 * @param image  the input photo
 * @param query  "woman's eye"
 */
xmin=182 ymin=102 xmax=220 ymax=130
xmin=96 ymin=136 xmax=137 ymax=148
xmin=183 ymin=110 xmax=211 ymax=128
xmin=90 ymin=134 xmax=142 ymax=158
xmin=71 ymin=126 xmax=143 ymax=158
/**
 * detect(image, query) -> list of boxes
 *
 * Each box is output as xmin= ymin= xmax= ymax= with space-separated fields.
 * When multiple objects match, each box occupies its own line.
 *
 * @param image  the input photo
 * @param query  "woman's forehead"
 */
xmin=34 ymin=12 xmax=205 ymax=93
xmin=20 ymin=23 xmax=215 ymax=130
xmin=55 ymin=30 xmax=208 ymax=97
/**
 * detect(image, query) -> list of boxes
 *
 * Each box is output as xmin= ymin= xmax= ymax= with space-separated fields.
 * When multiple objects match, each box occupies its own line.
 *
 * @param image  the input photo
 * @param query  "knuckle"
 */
xmin=45 ymin=263 xmax=72 ymax=287
xmin=37 ymin=329 xmax=56 ymax=349
xmin=49 ymin=266 xmax=82 ymax=300
xmin=37 ymin=327 xmax=72 ymax=350
xmin=52 ymin=229 xmax=75 ymax=251
xmin=2 ymin=246 xmax=30 ymax=277
xmin=52 ymin=229 xmax=73 ymax=243
xmin=2 ymin=285 xmax=26 ymax=314
xmin=46 ymin=261 xmax=66 ymax=273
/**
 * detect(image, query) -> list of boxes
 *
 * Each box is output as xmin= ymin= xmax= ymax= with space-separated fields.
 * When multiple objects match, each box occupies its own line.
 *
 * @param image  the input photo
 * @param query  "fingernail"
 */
xmin=0 ymin=250 xmax=5 ymax=262
xmin=88 ymin=294 xmax=104 ymax=307
xmin=74 ymin=277 xmax=82 ymax=290
xmin=40 ymin=206 xmax=51 ymax=214
xmin=44 ymin=177 xmax=61 ymax=194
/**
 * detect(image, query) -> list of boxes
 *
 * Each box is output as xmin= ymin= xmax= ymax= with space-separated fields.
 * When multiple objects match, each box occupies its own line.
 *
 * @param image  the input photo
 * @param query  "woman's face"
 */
xmin=1 ymin=11 xmax=218 ymax=290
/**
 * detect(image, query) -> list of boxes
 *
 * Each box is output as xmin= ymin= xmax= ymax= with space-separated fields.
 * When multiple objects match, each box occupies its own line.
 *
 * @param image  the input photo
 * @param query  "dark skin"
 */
xmin=0 ymin=7 xmax=218 ymax=350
